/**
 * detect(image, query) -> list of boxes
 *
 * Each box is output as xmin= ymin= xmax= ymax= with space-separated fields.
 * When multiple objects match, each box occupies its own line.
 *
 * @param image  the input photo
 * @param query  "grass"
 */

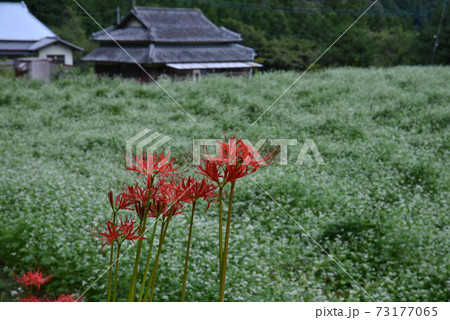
xmin=0 ymin=66 xmax=448 ymax=301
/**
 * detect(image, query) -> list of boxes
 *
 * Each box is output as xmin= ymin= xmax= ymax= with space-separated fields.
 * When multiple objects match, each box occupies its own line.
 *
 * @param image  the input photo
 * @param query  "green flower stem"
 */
xmin=181 ymin=200 xmax=197 ymax=302
xmin=142 ymin=216 xmax=168 ymax=302
xmin=112 ymin=242 xmax=122 ymax=302
xmin=127 ymin=211 xmax=147 ymax=301
xmin=219 ymin=181 xmax=236 ymax=302
xmin=218 ymin=187 xmax=224 ymax=277
xmin=137 ymin=218 xmax=158 ymax=302
xmin=149 ymin=217 xmax=171 ymax=302
xmin=107 ymin=243 xmax=114 ymax=302
xmin=144 ymin=209 xmax=173 ymax=302
xmin=127 ymin=177 xmax=154 ymax=302
xmin=107 ymin=210 xmax=117 ymax=302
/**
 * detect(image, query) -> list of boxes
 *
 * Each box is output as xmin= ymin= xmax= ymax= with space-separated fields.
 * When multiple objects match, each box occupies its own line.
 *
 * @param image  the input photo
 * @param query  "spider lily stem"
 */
xmin=218 ymin=187 xmax=224 ymax=278
xmin=143 ymin=209 xmax=173 ymax=302
xmin=181 ymin=200 xmax=197 ymax=301
xmin=107 ymin=210 xmax=117 ymax=302
xmin=219 ymin=181 xmax=236 ymax=302
xmin=127 ymin=177 xmax=154 ymax=302
xmin=150 ymin=210 xmax=173 ymax=302
xmin=137 ymin=218 xmax=158 ymax=302
xmin=112 ymin=242 xmax=122 ymax=302
xmin=107 ymin=243 xmax=114 ymax=302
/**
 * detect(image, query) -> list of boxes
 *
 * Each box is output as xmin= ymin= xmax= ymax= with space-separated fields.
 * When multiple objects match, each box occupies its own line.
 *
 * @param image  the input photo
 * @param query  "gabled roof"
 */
xmin=0 ymin=1 xmax=83 ymax=55
xmin=28 ymin=37 xmax=83 ymax=51
xmin=92 ymin=7 xmax=242 ymax=44
xmin=92 ymin=26 xmax=151 ymax=42
xmin=0 ymin=2 xmax=55 ymax=41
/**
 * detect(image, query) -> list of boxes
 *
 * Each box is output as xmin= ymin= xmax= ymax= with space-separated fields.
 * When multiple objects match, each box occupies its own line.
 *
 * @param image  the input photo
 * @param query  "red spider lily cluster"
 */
xmin=92 ymin=136 xmax=279 ymax=302
xmin=196 ymin=138 xmax=279 ymax=185
xmin=92 ymin=217 xmax=145 ymax=251
xmin=194 ymin=138 xmax=279 ymax=301
xmin=12 ymin=269 xmax=79 ymax=302
xmin=13 ymin=269 xmax=52 ymax=291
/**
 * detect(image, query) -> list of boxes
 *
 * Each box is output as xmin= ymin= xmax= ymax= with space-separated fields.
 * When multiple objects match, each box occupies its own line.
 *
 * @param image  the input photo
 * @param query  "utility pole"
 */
xmin=132 ymin=0 xmax=136 ymax=9
xmin=431 ymin=0 xmax=448 ymax=64
xmin=116 ymin=7 xmax=120 ymax=25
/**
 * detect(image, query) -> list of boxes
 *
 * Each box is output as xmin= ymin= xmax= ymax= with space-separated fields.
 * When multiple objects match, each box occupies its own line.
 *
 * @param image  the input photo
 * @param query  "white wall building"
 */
xmin=0 ymin=1 xmax=83 ymax=65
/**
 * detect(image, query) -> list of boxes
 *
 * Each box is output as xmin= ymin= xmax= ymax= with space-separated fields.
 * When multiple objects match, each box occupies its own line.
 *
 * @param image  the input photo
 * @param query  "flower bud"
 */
xmin=108 ymin=190 xmax=114 ymax=210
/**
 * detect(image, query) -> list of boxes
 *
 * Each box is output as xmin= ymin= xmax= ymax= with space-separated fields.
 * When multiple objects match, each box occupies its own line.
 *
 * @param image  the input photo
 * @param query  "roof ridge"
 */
xmin=134 ymin=6 xmax=201 ymax=12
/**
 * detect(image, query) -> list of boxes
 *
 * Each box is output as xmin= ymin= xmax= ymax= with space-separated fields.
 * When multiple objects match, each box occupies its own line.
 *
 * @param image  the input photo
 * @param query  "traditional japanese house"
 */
xmin=82 ymin=6 xmax=261 ymax=81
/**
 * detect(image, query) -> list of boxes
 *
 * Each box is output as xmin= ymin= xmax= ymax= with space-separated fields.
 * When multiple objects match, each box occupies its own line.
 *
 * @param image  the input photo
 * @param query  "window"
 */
xmin=46 ymin=55 xmax=65 ymax=64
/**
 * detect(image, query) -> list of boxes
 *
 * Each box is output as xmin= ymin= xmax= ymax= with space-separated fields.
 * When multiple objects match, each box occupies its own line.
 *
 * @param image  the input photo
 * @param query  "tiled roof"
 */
xmin=92 ymin=7 xmax=241 ymax=43
xmin=149 ymin=43 xmax=254 ymax=63
xmin=82 ymin=43 xmax=254 ymax=64
xmin=82 ymin=46 xmax=149 ymax=64
xmin=92 ymin=27 xmax=151 ymax=42
xmin=84 ymin=6 xmax=257 ymax=66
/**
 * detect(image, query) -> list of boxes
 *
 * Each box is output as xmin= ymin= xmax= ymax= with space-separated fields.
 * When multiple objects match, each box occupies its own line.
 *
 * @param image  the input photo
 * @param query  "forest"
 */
xmin=24 ymin=0 xmax=450 ymax=70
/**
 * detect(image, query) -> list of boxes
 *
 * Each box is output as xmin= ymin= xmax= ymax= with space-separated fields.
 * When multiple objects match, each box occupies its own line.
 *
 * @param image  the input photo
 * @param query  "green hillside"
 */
xmin=20 ymin=0 xmax=450 ymax=68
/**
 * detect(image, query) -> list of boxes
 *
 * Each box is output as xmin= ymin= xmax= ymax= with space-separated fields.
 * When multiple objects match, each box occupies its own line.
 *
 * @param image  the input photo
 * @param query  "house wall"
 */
xmin=126 ymin=18 xmax=144 ymax=27
xmin=168 ymin=67 xmax=251 ymax=80
xmin=38 ymin=44 xmax=73 ymax=65
xmin=94 ymin=63 xmax=164 ymax=82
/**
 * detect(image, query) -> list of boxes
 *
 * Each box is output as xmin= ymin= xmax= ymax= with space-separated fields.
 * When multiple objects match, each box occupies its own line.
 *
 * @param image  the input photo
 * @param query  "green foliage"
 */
xmin=0 ymin=67 xmax=448 ymax=301
xmin=51 ymin=7 xmax=98 ymax=66
xmin=20 ymin=0 xmax=450 ymax=70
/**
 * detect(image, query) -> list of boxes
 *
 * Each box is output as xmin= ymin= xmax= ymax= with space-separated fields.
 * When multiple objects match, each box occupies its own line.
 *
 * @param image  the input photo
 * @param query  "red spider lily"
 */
xmin=151 ymin=197 xmax=184 ymax=218
xmin=223 ymin=163 xmax=250 ymax=183
xmin=92 ymin=218 xmax=147 ymax=250
xmin=13 ymin=269 xmax=52 ymax=290
xmin=92 ymin=221 xmax=123 ymax=251
xmin=160 ymin=179 xmax=189 ymax=205
xmin=236 ymin=139 xmax=259 ymax=167
xmin=237 ymin=139 xmax=280 ymax=171
xmin=156 ymin=178 xmax=177 ymax=200
xmin=125 ymin=152 xmax=177 ymax=186
xmin=120 ymin=183 xmax=151 ymax=219
xmin=216 ymin=138 xmax=279 ymax=170
xmin=121 ymin=183 xmax=150 ymax=206
xmin=145 ymin=179 xmax=185 ymax=217
xmin=195 ymin=138 xmax=279 ymax=185
xmin=195 ymin=160 xmax=223 ymax=184
xmin=206 ymin=139 xmax=237 ymax=164
xmin=54 ymin=294 xmax=77 ymax=302
xmin=195 ymin=159 xmax=249 ymax=185
xmin=118 ymin=217 xmax=146 ymax=244
xmin=175 ymin=177 xmax=217 ymax=207
xmin=20 ymin=295 xmax=41 ymax=302
xmin=109 ymin=190 xmax=134 ymax=211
